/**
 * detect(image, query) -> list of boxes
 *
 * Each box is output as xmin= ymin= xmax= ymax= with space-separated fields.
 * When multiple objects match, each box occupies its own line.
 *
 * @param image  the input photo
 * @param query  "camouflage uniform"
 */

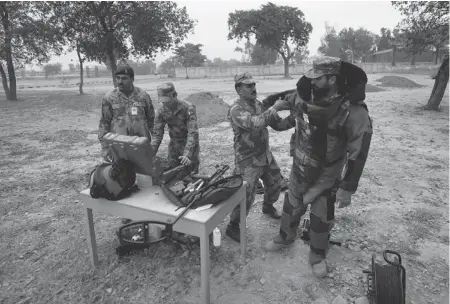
xmin=98 ymin=66 xmax=155 ymax=157
xmin=265 ymin=57 xmax=373 ymax=269
xmin=151 ymin=83 xmax=200 ymax=174
xmin=228 ymin=73 xmax=294 ymax=226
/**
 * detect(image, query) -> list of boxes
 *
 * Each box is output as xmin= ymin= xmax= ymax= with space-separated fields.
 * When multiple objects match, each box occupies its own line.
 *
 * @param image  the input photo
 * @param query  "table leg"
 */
xmin=240 ymin=197 xmax=246 ymax=258
xmin=200 ymin=229 xmax=210 ymax=304
xmin=84 ymin=207 xmax=98 ymax=268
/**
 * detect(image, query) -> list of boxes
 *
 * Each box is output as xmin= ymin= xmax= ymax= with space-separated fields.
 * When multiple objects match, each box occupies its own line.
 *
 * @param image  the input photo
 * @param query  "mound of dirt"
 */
xmin=366 ymin=84 xmax=385 ymax=92
xmin=375 ymin=76 xmax=422 ymax=88
xmin=185 ymin=92 xmax=230 ymax=127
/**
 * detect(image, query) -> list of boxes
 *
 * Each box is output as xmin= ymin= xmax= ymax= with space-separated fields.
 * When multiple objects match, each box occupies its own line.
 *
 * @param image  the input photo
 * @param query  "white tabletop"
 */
xmin=80 ymin=184 xmax=243 ymax=225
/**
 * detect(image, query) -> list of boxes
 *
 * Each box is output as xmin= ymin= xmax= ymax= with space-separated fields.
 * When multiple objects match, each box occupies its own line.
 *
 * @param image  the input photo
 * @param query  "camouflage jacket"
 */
xmin=98 ymin=86 xmax=155 ymax=152
xmin=228 ymin=98 xmax=293 ymax=167
xmin=151 ymin=99 xmax=199 ymax=160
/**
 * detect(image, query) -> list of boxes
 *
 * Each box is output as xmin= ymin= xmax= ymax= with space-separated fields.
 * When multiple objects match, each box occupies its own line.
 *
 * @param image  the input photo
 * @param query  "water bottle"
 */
xmin=213 ymin=227 xmax=221 ymax=247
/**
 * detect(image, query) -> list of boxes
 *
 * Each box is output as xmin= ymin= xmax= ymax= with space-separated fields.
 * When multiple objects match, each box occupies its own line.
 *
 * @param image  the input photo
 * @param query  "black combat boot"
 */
xmin=262 ymin=204 xmax=282 ymax=219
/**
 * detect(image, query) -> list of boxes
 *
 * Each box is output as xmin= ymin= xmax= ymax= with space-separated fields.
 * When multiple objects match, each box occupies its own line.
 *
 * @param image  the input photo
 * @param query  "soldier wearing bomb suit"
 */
xmin=263 ymin=57 xmax=373 ymax=279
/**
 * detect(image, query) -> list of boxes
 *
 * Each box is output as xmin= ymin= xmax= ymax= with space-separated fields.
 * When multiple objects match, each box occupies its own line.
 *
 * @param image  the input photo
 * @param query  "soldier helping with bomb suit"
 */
xmin=263 ymin=57 xmax=373 ymax=279
xmin=151 ymin=83 xmax=200 ymax=175
xmin=225 ymin=73 xmax=296 ymax=242
xmin=98 ymin=64 xmax=155 ymax=162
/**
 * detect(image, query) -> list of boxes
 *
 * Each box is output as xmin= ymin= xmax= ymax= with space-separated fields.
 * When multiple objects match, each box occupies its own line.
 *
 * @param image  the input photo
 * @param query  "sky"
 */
xmin=42 ymin=0 xmax=404 ymax=70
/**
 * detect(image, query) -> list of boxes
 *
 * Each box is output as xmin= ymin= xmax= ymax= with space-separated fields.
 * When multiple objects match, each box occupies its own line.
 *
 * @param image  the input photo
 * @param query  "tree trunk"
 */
xmin=283 ymin=56 xmax=290 ymax=78
xmin=106 ymin=31 xmax=117 ymax=87
xmin=0 ymin=62 xmax=10 ymax=100
xmin=424 ymin=56 xmax=449 ymax=111
xmin=76 ymin=43 xmax=84 ymax=95
xmin=185 ymin=66 xmax=189 ymax=79
xmin=410 ymin=53 xmax=416 ymax=66
xmin=391 ymin=46 xmax=396 ymax=67
xmin=1 ymin=7 xmax=16 ymax=100
xmin=434 ymin=46 xmax=439 ymax=65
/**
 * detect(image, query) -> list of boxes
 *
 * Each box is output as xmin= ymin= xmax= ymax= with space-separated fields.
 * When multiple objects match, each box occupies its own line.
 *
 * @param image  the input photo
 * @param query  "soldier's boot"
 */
xmin=225 ymin=222 xmax=241 ymax=243
xmin=263 ymin=234 xmax=294 ymax=252
xmin=262 ymin=204 xmax=282 ymax=219
xmin=311 ymin=260 xmax=328 ymax=278
xmin=309 ymin=251 xmax=328 ymax=279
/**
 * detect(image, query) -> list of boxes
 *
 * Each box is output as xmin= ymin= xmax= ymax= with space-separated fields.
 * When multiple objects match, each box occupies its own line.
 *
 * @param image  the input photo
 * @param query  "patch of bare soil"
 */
xmin=185 ymin=92 xmax=230 ymax=127
xmin=365 ymin=84 xmax=385 ymax=92
xmin=0 ymin=82 xmax=448 ymax=304
xmin=375 ymin=76 xmax=422 ymax=88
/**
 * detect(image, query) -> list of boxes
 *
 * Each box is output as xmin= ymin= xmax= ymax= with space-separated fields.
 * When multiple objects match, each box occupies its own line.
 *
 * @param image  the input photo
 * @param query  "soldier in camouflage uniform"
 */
xmin=263 ymin=57 xmax=373 ymax=279
xmin=98 ymin=64 xmax=155 ymax=162
xmin=151 ymin=83 xmax=200 ymax=174
xmin=225 ymin=73 xmax=295 ymax=243
xmin=98 ymin=64 xmax=155 ymax=224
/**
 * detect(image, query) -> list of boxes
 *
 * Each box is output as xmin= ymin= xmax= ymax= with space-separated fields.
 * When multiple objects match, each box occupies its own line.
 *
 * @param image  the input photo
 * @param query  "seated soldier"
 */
xmin=151 ymin=83 xmax=200 ymax=176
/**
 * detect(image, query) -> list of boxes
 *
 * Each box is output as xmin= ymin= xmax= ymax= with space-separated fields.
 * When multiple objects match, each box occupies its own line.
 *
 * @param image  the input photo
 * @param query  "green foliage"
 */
xmin=43 ymin=63 xmax=62 ymax=77
xmin=228 ymin=2 xmax=312 ymax=76
xmin=0 ymin=1 xmax=65 ymax=100
xmin=174 ymin=43 xmax=207 ymax=68
xmin=52 ymin=1 xmax=195 ymax=85
xmin=392 ymin=1 xmax=449 ymax=59
xmin=339 ymin=27 xmax=377 ymax=61
xmin=317 ymin=23 xmax=346 ymax=59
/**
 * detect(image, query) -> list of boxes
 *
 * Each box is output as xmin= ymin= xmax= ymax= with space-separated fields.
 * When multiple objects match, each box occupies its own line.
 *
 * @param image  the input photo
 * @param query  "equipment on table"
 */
xmin=116 ymin=164 xmax=243 ymax=257
xmin=363 ymin=250 xmax=406 ymax=304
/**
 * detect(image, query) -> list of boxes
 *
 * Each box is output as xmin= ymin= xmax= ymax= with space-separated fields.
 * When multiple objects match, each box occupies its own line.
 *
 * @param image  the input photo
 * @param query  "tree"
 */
xmin=318 ymin=23 xmax=346 ymax=60
xmin=174 ymin=43 xmax=207 ymax=79
xmin=392 ymin=1 xmax=449 ymax=110
xmin=234 ymin=39 xmax=253 ymax=64
xmin=69 ymin=63 xmax=76 ymax=72
xmin=53 ymin=2 xmax=195 ymax=88
xmin=228 ymin=2 xmax=312 ymax=78
xmin=43 ymin=63 xmax=62 ymax=77
xmin=378 ymin=28 xmax=392 ymax=51
xmin=251 ymin=43 xmax=278 ymax=65
xmin=338 ymin=27 xmax=377 ymax=63
xmin=425 ymin=55 xmax=449 ymax=111
xmin=0 ymin=2 xmax=64 ymax=100
xmin=292 ymin=46 xmax=309 ymax=64
xmin=392 ymin=1 xmax=449 ymax=65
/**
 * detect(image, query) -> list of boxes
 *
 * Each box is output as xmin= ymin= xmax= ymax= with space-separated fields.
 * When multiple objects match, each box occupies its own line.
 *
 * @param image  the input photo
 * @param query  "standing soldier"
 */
xmin=98 ymin=64 xmax=155 ymax=224
xmin=263 ymin=57 xmax=373 ymax=278
xmin=98 ymin=64 xmax=155 ymax=162
xmin=226 ymin=73 xmax=295 ymax=243
xmin=151 ymin=83 xmax=200 ymax=174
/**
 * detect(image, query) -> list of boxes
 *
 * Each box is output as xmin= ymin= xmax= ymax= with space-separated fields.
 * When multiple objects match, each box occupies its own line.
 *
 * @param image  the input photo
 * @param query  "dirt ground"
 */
xmin=0 ymin=73 xmax=448 ymax=304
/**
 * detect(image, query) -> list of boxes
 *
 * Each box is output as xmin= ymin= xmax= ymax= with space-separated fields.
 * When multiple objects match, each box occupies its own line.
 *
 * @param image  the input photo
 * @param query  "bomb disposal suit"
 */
xmin=263 ymin=57 xmax=373 ymax=277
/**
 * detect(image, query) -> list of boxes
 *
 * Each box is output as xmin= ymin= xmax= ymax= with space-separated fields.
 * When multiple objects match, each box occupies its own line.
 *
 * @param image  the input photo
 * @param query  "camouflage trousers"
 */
xmin=279 ymin=162 xmax=336 ymax=265
xmin=229 ymin=157 xmax=282 ymax=224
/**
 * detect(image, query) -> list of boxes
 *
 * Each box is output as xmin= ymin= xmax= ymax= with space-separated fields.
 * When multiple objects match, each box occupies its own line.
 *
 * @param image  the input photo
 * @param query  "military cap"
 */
xmin=115 ymin=64 xmax=134 ymax=78
xmin=234 ymin=72 xmax=256 ymax=85
xmin=304 ymin=56 xmax=341 ymax=79
xmin=157 ymin=82 xmax=176 ymax=102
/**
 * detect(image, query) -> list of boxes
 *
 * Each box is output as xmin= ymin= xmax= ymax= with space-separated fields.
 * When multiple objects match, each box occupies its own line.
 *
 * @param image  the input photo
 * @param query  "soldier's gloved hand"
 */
xmin=336 ymin=188 xmax=354 ymax=208
xmin=271 ymin=98 xmax=287 ymax=112
xmin=179 ymin=156 xmax=192 ymax=166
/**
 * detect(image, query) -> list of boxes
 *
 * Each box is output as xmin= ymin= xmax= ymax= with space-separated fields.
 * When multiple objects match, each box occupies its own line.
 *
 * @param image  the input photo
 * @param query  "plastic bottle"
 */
xmin=213 ymin=227 xmax=221 ymax=247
